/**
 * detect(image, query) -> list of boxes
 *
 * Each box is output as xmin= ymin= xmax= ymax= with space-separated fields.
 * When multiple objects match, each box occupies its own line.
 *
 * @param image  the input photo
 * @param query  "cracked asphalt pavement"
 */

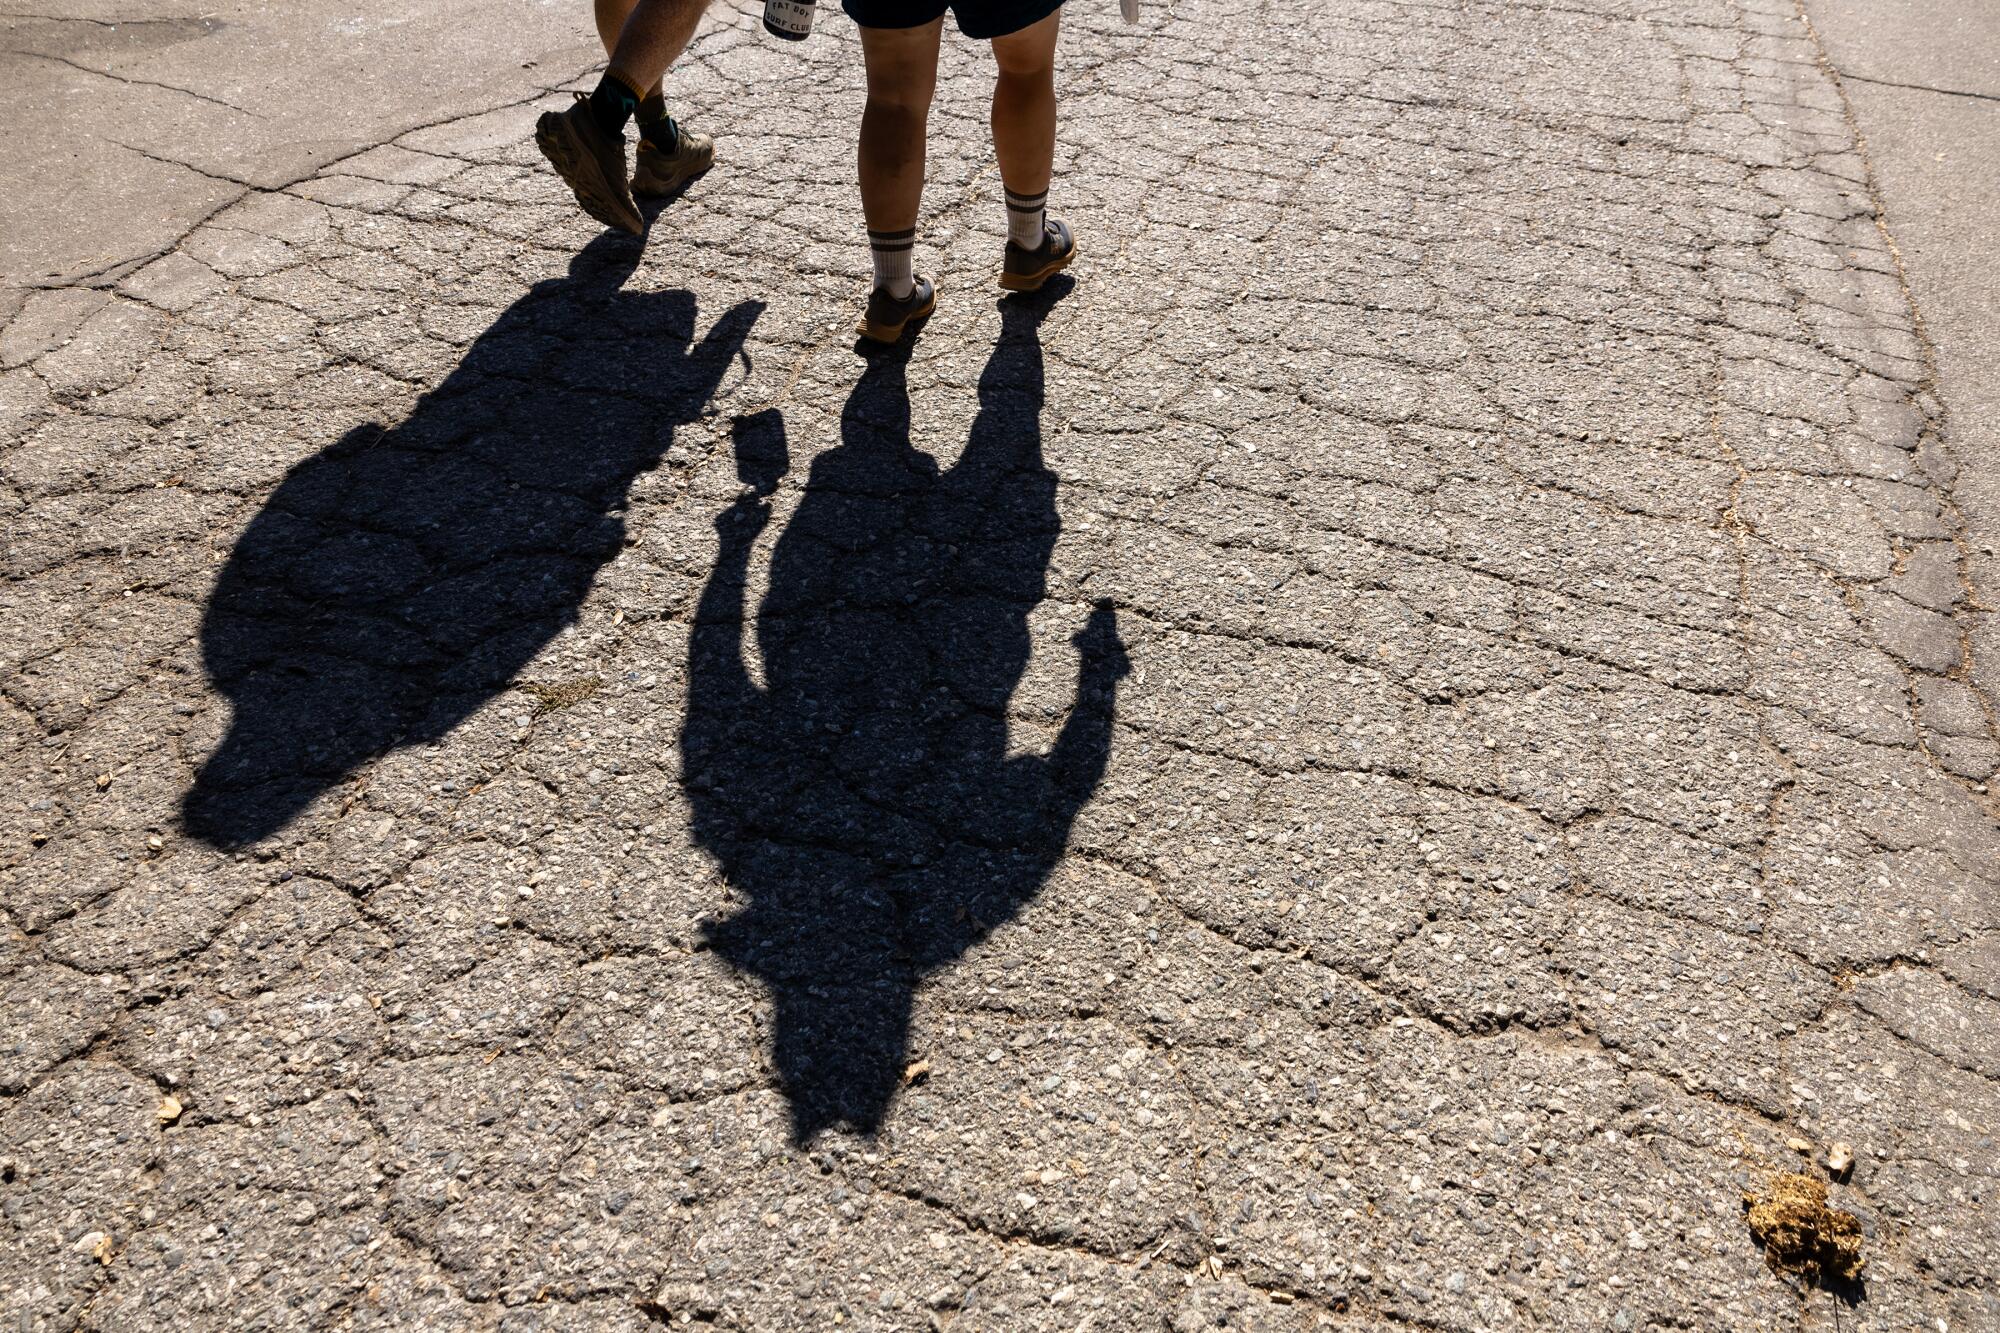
xmin=4 ymin=0 xmax=1999 ymax=1328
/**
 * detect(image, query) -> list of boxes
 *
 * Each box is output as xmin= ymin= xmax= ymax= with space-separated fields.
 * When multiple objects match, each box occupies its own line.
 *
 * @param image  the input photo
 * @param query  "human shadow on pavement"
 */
xmin=684 ymin=287 xmax=1128 ymax=1142
xmin=183 ymin=235 xmax=761 ymax=847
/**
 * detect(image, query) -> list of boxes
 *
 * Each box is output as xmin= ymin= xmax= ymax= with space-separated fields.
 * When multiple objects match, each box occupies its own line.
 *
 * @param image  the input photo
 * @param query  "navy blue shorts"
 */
xmin=842 ymin=0 xmax=1063 ymax=40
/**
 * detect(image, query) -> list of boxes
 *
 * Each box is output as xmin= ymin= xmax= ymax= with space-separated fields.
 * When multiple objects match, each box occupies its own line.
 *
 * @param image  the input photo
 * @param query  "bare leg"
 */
xmin=592 ymin=0 xmax=637 ymax=61
xmin=989 ymin=11 xmax=1060 ymax=198
xmin=604 ymin=0 xmax=708 ymax=98
xmin=592 ymin=0 xmax=658 ymax=98
xmin=857 ymin=20 xmax=945 ymax=235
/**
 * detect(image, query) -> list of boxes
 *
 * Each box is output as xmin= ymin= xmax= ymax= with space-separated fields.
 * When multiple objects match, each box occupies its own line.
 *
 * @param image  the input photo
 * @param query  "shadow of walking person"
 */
xmin=683 ymin=286 xmax=1128 ymax=1142
xmin=183 ymin=236 xmax=762 ymax=847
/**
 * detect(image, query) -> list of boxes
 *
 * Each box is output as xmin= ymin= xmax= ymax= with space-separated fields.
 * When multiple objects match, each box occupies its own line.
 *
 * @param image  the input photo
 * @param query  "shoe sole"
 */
xmin=999 ymin=239 xmax=1078 ymax=292
xmin=535 ymin=113 xmax=643 ymax=235
xmin=634 ymin=145 xmax=716 ymax=199
xmin=857 ymin=288 xmax=938 ymax=344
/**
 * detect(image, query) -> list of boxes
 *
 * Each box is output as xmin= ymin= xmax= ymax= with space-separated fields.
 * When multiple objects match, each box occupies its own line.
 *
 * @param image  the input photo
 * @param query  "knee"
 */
xmin=992 ymin=46 xmax=1052 ymax=83
xmin=865 ymin=72 xmax=937 ymax=119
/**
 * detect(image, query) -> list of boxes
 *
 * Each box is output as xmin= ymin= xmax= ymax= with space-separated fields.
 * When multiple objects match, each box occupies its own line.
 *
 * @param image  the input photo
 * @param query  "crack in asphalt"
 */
xmin=10 ymin=48 xmax=260 ymax=117
xmin=1830 ymin=68 xmax=2000 ymax=106
xmin=2 ymin=0 xmax=1997 ymax=1327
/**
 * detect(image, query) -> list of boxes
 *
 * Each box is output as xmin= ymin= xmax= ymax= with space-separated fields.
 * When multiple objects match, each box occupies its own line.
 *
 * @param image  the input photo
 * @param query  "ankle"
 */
xmin=586 ymin=72 xmax=642 ymax=137
xmin=1005 ymin=186 xmax=1047 ymax=249
xmin=869 ymin=225 xmax=916 ymax=299
xmin=637 ymin=95 xmax=681 ymax=153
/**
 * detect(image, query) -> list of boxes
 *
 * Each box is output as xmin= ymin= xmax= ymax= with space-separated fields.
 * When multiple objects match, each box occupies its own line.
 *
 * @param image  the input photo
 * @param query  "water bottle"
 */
xmin=764 ymin=0 xmax=815 ymax=39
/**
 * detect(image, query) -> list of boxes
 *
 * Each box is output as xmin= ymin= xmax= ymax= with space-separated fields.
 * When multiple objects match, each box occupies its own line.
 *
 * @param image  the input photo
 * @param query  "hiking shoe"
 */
xmin=857 ymin=275 xmax=936 ymax=343
xmin=999 ymin=216 xmax=1076 ymax=292
xmin=534 ymin=94 xmax=643 ymax=235
xmin=634 ymin=125 xmax=715 ymax=198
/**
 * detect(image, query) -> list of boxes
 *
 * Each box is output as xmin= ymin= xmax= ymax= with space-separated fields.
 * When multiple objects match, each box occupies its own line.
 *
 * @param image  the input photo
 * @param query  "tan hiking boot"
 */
xmin=534 ymin=94 xmax=643 ymax=235
xmin=857 ymin=275 xmax=937 ymax=344
xmin=1000 ymin=216 xmax=1076 ymax=292
xmin=634 ymin=126 xmax=715 ymax=198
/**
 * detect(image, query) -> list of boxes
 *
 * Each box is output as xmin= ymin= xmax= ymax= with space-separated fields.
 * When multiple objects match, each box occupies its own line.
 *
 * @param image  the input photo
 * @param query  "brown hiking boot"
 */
xmin=999 ymin=216 xmax=1076 ymax=292
xmin=534 ymin=94 xmax=643 ymax=235
xmin=857 ymin=275 xmax=937 ymax=344
xmin=634 ymin=125 xmax=715 ymax=198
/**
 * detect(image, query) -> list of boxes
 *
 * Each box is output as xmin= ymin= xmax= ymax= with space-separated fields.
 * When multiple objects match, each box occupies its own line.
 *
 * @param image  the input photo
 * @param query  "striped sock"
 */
xmin=869 ymin=225 xmax=915 ymax=299
xmin=1005 ymin=187 xmax=1046 ymax=249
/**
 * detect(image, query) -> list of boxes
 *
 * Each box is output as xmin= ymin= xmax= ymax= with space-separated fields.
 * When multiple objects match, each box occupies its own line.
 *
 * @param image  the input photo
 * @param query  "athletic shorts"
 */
xmin=842 ymin=0 xmax=1064 ymax=40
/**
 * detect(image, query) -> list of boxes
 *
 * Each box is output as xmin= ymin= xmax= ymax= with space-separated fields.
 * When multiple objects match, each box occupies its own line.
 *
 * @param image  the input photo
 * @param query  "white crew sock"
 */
xmin=1005 ymin=187 xmax=1047 ymax=249
xmin=868 ymin=226 xmax=915 ymax=298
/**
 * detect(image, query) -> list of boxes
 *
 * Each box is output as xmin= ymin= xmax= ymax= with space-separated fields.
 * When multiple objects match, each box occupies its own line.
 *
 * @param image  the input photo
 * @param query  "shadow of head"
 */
xmin=683 ymin=286 xmax=1128 ymax=1141
xmin=182 ymin=235 xmax=762 ymax=848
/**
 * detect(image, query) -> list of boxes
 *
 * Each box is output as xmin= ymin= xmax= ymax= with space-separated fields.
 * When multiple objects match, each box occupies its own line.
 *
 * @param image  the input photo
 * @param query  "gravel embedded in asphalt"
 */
xmin=3 ymin=0 xmax=1999 ymax=1328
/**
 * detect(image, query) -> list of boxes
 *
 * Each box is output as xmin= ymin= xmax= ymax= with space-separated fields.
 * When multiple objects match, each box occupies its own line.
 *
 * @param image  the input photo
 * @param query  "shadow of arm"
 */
xmin=1039 ymin=600 xmax=1130 ymax=822
xmin=684 ymin=408 xmax=789 ymax=757
xmin=685 ymin=494 xmax=771 ymax=735
xmin=667 ymin=300 xmax=766 ymax=424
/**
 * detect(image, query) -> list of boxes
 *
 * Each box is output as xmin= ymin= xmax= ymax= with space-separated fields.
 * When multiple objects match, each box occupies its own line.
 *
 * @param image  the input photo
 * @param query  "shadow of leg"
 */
xmin=685 ymin=287 xmax=1122 ymax=1141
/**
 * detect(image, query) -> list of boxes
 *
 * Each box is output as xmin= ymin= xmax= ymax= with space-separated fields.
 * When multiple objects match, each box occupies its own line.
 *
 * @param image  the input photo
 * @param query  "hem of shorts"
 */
xmin=957 ymin=0 xmax=1065 ymax=39
xmin=960 ymin=0 xmax=1072 ymax=39
xmin=842 ymin=0 xmax=1066 ymax=38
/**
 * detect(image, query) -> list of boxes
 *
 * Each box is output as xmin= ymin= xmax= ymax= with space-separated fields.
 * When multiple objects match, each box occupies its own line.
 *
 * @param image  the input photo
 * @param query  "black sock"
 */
xmin=586 ymin=74 xmax=640 ymax=138
xmin=636 ymin=94 xmax=681 ymax=154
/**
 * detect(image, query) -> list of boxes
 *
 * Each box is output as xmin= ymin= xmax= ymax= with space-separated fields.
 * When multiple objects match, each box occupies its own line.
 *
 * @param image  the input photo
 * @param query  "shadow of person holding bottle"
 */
xmin=683 ymin=284 xmax=1129 ymax=1142
xmin=183 ymin=234 xmax=761 ymax=847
